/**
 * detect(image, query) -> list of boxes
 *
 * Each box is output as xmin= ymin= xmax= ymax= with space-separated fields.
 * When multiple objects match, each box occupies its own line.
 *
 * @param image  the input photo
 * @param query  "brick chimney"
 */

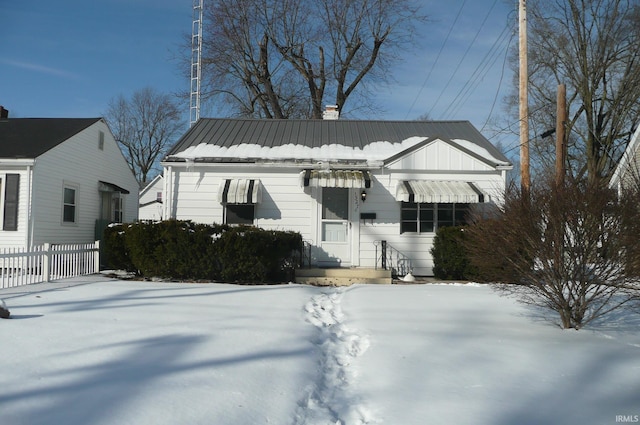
xmin=322 ymin=105 xmax=339 ymax=120
xmin=0 ymin=106 xmax=8 ymax=119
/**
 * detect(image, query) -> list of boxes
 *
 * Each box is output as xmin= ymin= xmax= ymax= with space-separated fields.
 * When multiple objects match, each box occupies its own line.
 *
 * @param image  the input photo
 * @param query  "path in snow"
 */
xmin=294 ymin=288 xmax=376 ymax=425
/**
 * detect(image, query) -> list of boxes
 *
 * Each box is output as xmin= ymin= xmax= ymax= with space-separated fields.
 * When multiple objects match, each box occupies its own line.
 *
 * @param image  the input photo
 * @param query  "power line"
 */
xmin=426 ymin=0 xmax=500 ymax=119
xmin=404 ymin=0 xmax=468 ymax=119
xmin=441 ymin=21 xmax=513 ymax=120
xmin=481 ymin=17 xmax=517 ymax=132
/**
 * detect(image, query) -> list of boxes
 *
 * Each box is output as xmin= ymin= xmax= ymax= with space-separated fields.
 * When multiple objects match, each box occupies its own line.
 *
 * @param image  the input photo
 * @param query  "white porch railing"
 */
xmin=0 ymin=241 xmax=100 ymax=289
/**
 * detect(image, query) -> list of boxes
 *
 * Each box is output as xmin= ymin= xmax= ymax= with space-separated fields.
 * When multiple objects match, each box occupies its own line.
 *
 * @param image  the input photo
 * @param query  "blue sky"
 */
xmin=0 ymin=0 xmax=516 ymax=147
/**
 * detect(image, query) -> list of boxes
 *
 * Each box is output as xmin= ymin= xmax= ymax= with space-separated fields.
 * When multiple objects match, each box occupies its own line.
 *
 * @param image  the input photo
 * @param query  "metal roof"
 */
xmin=0 ymin=118 xmax=101 ymax=158
xmin=166 ymin=118 xmax=510 ymax=164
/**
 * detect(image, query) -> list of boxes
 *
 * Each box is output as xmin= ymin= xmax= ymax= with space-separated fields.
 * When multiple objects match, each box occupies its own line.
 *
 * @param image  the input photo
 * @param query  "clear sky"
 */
xmin=0 ymin=0 xmax=517 ymax=147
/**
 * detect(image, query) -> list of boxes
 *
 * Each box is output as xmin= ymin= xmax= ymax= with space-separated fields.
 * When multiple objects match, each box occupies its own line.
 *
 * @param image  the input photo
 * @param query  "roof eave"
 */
xmin=0 ymin=158 xmax=36 ymax=167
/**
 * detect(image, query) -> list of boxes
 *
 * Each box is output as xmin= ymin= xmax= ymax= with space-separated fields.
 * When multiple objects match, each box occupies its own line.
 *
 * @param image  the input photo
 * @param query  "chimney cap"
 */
xmin=323 ymin=105 xmax=339 ymax=120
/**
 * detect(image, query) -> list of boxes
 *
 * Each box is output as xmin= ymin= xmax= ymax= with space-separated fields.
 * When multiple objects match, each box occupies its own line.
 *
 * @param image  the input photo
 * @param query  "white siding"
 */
xmin=620 ymin=146 xmax=640 ymax=190
xmin=0 ymin=166 xmax=31 ymax=249
xmin=30 ymin=120 xmax=138 ymax=245
xmin=139 ymin=175 xmax=164 ymax=220
xmin=168 ymin=166 xmax=314 ymax=239
xmin=356 ymin=170 xmax=506 ymax=275
xmin=165 ymin=134 xmax=511 ymax=276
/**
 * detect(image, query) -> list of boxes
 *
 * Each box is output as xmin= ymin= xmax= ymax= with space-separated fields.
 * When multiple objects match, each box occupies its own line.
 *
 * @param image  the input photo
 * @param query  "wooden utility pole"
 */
xmin=555 ymin=84 xmax=567 ymax=187
xmin=519 ymin=0 xmax=530 ymax=191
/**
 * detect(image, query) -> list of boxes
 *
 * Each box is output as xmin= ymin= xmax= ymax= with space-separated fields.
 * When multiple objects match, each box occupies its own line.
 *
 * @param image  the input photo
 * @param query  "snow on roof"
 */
xmin=172 ymin=136 xmax=511 ymax=167
xmin=172 ymin=136 xmax=429 ymax=163
xmin=165 ymin=118 xmax=512 ymax=167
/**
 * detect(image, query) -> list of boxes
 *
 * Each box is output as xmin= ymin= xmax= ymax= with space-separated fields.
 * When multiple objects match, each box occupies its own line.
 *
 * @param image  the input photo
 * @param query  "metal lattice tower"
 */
xmin=190 ymin=0 xmax=204 ymax=127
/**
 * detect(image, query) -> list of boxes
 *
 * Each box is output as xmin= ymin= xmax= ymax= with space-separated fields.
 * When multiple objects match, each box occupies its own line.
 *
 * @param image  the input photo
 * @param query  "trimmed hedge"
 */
xmin=431 ymin=225 xmax=477 ymax=280
xmin=102 ymin=220 xmax=302 ymax=283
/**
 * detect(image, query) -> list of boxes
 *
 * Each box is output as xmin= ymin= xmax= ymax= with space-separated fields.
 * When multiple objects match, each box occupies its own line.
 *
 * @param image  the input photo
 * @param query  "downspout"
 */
xmin=164 ymin=165 xmax=173 ymax=219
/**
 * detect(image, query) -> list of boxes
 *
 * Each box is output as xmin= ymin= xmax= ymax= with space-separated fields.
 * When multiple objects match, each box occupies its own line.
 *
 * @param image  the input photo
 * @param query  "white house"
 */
xmin=161 ymin=117 xmax=512 ymax=276
xmin=0 ymin=114 xmax=139 ymax=249
xmin=609 ymin=125 xmax=640 ymax=195
xmin=139 ymin=174 xmax=164 ymax=221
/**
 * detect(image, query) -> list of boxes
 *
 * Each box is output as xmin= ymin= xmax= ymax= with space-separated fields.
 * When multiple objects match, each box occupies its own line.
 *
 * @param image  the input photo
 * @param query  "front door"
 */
xmin=319 ymin=187 xmax=351 ymax=266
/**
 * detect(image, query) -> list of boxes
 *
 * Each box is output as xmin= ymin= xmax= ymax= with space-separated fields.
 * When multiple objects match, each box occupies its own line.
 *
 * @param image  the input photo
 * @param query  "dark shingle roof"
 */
xmin=0 ymin=118 xmax=101 ymax=158
xmin=167 ymin=118 xmax=510 ymax=164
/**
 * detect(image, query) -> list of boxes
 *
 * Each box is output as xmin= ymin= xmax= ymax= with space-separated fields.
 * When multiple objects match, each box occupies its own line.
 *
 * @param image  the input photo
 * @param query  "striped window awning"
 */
xmin=300 ymin=169 xmax=372 ymax=188
xmin=395 ymin=180 xmax=486 ymax=203
xmin=218 ymin=179 xmax=262 ymax=204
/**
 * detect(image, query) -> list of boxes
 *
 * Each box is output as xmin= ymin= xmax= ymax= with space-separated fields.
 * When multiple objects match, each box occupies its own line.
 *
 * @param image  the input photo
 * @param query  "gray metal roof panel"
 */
xmin=166 ymin=118 xmax=510 ymax=164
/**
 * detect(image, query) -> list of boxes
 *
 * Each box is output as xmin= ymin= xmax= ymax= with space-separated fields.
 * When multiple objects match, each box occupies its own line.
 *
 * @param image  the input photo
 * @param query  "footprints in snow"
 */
xmin=295 ymin=289 xmax=375 ymax=425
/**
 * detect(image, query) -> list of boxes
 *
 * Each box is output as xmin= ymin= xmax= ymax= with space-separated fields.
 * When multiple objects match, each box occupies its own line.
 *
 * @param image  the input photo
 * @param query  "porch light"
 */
xmin=361 ymin=189 xmax=367 ymax=202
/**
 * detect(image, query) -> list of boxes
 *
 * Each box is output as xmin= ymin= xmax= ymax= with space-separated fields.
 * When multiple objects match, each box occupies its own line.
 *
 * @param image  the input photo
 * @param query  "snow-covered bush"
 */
xmin=465 ymin=178 xmax=640 ymax=329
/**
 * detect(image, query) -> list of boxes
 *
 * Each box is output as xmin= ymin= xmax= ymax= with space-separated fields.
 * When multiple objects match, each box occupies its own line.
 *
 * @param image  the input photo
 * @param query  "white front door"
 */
xmin=318 ymin=187 xmax=351 ymax=266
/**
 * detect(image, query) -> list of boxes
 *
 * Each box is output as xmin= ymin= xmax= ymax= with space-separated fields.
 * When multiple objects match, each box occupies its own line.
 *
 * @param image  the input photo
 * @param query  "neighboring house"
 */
xmin=0 ymin=114 xmax=138 ymax=249
xmin=161 ymin=116 xmax=512 ymax=276
xmin=609 ymin=125 xmax=640 ymax=195
xmin=139 ymin=174 xmax=164 ymax=221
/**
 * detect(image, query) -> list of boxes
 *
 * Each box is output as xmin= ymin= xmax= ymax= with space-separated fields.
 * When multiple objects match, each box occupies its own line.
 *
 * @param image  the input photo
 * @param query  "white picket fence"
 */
xmin=0 ymin=241 xmax=100 ymax=289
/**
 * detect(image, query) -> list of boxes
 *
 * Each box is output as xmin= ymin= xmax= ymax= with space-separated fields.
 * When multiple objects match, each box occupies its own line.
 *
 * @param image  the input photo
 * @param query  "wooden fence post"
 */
xmin=94 ymin=240 xmax=101 ymax=274
xmin=43 ymin=243 xmax=51 ymax=282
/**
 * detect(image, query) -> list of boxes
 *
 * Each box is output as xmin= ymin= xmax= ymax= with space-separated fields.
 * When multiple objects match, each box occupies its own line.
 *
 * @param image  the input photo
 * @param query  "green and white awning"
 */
xmin=395 ymin=180 xmax=486 ymax=203
xmin=300 ymin=169 xmax=372 ymax=189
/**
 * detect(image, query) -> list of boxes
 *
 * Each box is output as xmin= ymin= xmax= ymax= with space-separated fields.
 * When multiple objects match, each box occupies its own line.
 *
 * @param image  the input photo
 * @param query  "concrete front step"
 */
xmin=295 ymin=268 xmax=392 ymax=286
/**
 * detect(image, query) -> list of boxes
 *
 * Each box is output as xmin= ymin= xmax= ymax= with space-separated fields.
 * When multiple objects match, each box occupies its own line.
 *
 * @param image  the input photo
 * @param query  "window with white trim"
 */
xmin=113 ymin=194 xmax=124 ymax=223
xmin=400 ymin=202 xmax=471 ymax=234
xmin=2 ymin=174 xmax=19 ymax=231
xmin=63 ymin=186 xmax=77 ymax=223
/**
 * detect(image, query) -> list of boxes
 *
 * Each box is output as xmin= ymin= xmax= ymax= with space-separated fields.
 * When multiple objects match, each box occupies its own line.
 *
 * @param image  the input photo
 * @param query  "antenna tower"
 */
xmin=190 ymin=0 xmax=204 ymax=127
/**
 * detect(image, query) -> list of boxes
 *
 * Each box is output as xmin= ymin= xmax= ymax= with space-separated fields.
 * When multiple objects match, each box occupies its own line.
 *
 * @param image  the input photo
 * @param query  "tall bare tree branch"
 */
xmin=200 ymin=0 xmax=425 ymax=119
xmin=105 ymin=87 xmax=184 ymax=184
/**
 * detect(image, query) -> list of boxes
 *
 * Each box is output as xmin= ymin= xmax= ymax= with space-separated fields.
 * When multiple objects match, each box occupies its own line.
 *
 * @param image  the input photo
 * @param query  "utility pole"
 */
xmin=555 ymin=84 xmax=567 ymax=187
xmin=519 ymin=0 xmax=530 ymax=191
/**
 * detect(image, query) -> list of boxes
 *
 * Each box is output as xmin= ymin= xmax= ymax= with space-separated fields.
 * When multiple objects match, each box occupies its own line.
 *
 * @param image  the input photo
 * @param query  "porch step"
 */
xmin=295 ymin=268 xmax=392 ymax=286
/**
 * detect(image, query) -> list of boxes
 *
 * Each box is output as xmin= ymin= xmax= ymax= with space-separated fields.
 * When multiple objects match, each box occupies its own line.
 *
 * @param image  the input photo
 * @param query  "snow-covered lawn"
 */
xmin=1 ymin=276 xmax=639 ymax=425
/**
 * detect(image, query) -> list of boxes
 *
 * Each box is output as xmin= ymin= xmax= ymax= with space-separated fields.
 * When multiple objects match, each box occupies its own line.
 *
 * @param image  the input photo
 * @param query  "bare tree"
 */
xmin=505 ymin=0 xmax=640 ymax=182
xmin=200 ymin=0 xmax=424 ymax=118
xmin=466 ymin=178 xmax=640 ymax=329
xmin=105 ymin=87 xmax=185 ymax=183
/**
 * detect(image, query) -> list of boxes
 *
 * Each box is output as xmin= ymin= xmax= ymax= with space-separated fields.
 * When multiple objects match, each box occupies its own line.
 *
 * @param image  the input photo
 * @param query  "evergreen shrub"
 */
xmin=102 ymin=223 xmax=135 ymax=272
xmin=101 ymin=220 xmax=302 ymax=283
xmin=431 ymin=225 xmax=476 ymax=280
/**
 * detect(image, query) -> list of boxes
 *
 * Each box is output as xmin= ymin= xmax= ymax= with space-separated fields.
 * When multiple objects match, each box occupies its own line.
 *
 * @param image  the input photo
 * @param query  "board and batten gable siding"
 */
xmin=166 ymin=165 xmax=314 ymax=239
xmin=30 ymin=120 xmax=138 ymax=245
xmin=386 ymin=138 xmax=497 ymax=172
xmin=0 ymin=166 xmax=31 ymax=249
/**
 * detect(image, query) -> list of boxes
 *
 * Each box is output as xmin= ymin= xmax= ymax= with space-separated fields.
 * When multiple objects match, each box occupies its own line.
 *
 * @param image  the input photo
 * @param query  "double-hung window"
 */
xmin=400 ymin=202 xmax=471 ymax=234
xmin=63 ymin=186 xmax=77 ymax=223
xmin=2 ymin=174 xmax=20 ymax=231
